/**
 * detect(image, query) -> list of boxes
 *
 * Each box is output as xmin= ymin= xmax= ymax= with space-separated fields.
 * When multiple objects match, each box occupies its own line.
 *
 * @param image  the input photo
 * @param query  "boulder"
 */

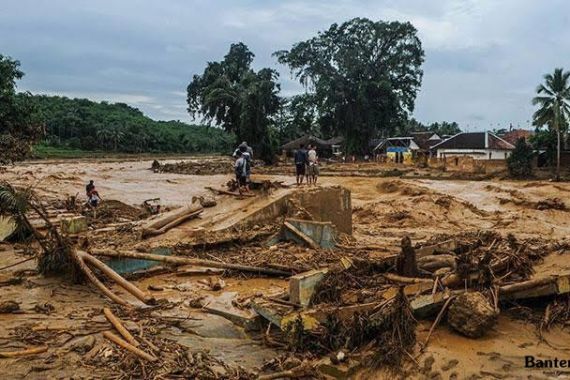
xmin=447 ymin=292 xmax=497 ymax=338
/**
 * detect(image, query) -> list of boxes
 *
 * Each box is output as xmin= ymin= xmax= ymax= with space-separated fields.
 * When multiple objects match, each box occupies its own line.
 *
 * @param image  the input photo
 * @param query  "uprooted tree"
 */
xmin=187 ymin=43 xmax=282 ymax=163
xmin=0 ymin=54 xmax=44 ymax=163
xmin=275 ymin=18 xmax=425 ymax=154
xmin=507 ymin=137 xmax=534 ymax=178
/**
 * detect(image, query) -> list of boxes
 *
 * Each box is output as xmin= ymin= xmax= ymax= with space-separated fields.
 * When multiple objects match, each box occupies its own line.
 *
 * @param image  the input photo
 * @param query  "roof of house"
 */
xmin=431 ymin=132 xmax=515 ymax=150
xmin=281 ymin=135 xmax=344 ymax=150
xmin=501 ymin=129 xmax=534 ymax=145
xmin=409 ymin=131 xmax=442 ymax=150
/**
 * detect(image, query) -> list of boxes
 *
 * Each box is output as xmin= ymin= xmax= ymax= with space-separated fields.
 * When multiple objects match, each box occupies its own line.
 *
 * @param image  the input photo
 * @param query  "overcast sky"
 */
xmin=1 ymin=0 xmax=568 ymax=131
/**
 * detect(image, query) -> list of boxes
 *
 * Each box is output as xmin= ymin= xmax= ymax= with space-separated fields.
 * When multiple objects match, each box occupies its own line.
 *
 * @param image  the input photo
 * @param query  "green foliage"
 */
xmin=275 ymin=18 xmax=424 ymax=154
xmin=28 ymin=95 xmax=234 ymax=155
xmin=275 ymin=94 xmax=321 ymax=143
xmin=0 ymin=55 xmax=44 ymax=163
xmin=399 ymin=118 xmax=461 ymax=137
xmin=507 ymin=138 xmax=534 ymax=178
xmin=187 ymin=43 xmax=281 ymax=162
xmin=532 ymin=68 xmax=570 ymax=179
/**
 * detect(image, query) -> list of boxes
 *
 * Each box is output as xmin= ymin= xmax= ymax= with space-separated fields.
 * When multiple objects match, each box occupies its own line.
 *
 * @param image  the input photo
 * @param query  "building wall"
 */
xmin=429 ymin=156 xmax=507 ymax=173
xmin=437 ymin=149 xmax=511 ymax=160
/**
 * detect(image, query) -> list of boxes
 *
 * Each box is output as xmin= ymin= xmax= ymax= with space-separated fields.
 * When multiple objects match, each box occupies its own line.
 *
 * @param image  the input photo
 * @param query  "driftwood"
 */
xmin=397 ymin=236 xmax=418 ymax=277
xmin=103 ymin=331 xmax=157 ymax=362
xmin=142 ymin=204 xmax=203 ymax=238
xmin=384 ymin=273 xmax=434 ymax=285
xmin=418 ymin=255 xmax=457 ymax=271
xmin=499 ymin=276 xmax=556 ymax=295
xmin=78 ymin=251 xmax=155 ymax=305
xmin=283 ymin=221 xmax=319 ymax=250
xmin=206 ymin=186 xmax=256 ymax=197
xmin=0 ymin=346 xmax=48 ymax=358
xmin=104 ymin=308 xmax=139 ymax=347
xmin=91 ymin=249 xmax=292 ymax=277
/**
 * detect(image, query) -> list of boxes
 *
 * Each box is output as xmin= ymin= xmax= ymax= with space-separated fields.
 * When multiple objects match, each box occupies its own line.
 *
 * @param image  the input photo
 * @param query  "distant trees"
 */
xmin=187 ymin=43 xmax=281 ymax=162
xmin=0 ymin=55 xmax=44 ymax=163
xmin=30 ymin=95 xmax=234 ymax=154
xmin=532 ymin=68 xmax=570 ymax=180
xmin=400 ymin=118 xmax=461 ymax=137
xmin=275 ymin=18 xmax=425 ymax=154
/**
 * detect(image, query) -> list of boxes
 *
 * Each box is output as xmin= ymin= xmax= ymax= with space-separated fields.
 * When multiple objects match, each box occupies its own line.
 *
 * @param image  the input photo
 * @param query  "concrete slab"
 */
xmin=289 ymin=268 xmax=329 ymax=306
xmin=283 ymin=219 xmax=337 ymax=249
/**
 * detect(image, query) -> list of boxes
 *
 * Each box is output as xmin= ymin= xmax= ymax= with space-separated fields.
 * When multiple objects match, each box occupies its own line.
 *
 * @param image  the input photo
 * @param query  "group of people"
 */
xmin=294 ymin=143 xmax=319 ymax=186
xmin=233 ymin=141 xmax=253 ymax=194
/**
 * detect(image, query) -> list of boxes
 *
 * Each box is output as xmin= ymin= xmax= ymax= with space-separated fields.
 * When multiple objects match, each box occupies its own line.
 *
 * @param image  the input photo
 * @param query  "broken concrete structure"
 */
xmin=289 ymin=268 xmax=329 ymax=306
xmin=60 ymin=215 xmax=87 ymax=234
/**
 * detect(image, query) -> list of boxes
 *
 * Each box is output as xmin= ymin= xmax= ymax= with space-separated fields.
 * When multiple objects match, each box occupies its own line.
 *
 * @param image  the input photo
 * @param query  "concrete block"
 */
xmin=289 ymin=268 xmax=328 ymax=306
xmin=60 ymin=216 xmax=87 ymax=234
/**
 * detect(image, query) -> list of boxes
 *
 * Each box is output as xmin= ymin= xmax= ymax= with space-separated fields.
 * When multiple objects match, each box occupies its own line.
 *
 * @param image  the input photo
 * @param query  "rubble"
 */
xmin=447 ymin=292 xmax=498 ymax=338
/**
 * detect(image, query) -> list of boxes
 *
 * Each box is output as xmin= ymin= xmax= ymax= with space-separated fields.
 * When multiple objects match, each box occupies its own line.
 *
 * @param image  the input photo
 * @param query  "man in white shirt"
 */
xmin=307 ymin=145 xmax=319 ymax=186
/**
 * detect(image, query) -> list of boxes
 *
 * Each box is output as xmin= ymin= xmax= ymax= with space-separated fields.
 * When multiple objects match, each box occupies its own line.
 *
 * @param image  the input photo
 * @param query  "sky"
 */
xmin=1 ymin=0 xmax=569 ymax=131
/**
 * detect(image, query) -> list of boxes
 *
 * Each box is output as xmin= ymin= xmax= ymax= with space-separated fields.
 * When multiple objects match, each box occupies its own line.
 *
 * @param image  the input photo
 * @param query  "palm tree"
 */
xmin=532 ymin=68 xmax=570 ymax=180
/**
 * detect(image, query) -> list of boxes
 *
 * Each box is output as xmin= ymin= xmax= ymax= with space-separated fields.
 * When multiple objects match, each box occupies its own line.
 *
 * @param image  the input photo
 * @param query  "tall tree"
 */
xmin=532 ymin=68 xmax=570 ymax=180
xmin=275 ymin=18 xmax=424 ymax=154
xmin=0 ymin=55 xmax=44 ymax=163
xmin=187 ymin=43 xmax=281 ymax=162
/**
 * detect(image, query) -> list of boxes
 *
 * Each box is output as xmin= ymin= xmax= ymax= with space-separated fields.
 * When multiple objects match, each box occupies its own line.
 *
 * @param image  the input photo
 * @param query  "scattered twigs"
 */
xmin=103 ymin=308 xmax=139 ymax=347
xmin=102 ymin=331 xmax=157 ymax=362
xmin=422 ymin=296 xmax=456 ymax=350
xmin=206 ymin=186 xmax=255 ymax=197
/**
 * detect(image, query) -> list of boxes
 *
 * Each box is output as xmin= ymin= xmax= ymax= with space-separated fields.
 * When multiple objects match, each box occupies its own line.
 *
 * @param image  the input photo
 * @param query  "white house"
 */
xmin=431 ymin=131 xmax=515 ymax=160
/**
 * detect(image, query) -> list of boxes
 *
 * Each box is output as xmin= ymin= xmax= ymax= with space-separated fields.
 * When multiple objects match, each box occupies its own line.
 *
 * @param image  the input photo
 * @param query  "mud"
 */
xmin=2 ymin=157 xmax=570 ymax=378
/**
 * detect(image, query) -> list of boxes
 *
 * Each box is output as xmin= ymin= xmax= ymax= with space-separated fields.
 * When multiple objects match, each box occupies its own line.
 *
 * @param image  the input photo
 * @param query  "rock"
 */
xmin=192 ymin=195 xmax=217 ymax=208
xmin=0 ymin=300 xmax=20 ymax=313
xmin=447 ymin=292 xmax=498 ymax=338
xmin=67 ymin=335 xmax=96 ymax=354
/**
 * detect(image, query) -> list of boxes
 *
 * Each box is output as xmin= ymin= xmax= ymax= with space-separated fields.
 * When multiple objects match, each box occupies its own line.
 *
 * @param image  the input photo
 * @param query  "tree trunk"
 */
xmin=557 ymin=124 xmax=561 ymax=181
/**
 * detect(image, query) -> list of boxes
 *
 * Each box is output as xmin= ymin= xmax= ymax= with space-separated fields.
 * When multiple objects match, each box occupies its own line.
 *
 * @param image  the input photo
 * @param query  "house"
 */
xmin=372 ymin=132 xmax=441 ymax=163
xmin=281 ymin=135 xmax=344 ymax=158
xmin=431 ymin=131 xmax=514 ymax=160
xmin=500 ymin=129 xmax=534 ymax=146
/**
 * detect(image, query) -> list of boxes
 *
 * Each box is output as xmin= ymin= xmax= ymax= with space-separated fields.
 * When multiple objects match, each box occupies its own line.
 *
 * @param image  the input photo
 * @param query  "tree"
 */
xmin=507 ymin=138 xmax=534 ymax=178
xmin=0 ymin=55 xmax=44 ymax=163
xmin=275 ymin=18 xmax=424 ymax=154
xmin=532 ymin=68 xmax=570 ymax=180
xmin=187 ymin=43 xmax=281 ymax=162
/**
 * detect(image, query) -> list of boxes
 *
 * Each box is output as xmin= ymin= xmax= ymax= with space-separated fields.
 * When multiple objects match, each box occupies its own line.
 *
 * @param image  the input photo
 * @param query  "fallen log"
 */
xmin=205 ymin=186 xmax=255 ymax=197
xmin=103 ymin=331 xmax=157 ymax=362
xmin=384 ymin=273 xmax=434 ymax=285
xmin=143 ymin=204 xmax=203 ymax=231
xmin=103 ymin=308 xmax=139 ymax=347
xmin=91 ymin=249 xmax=292 ymax=277
xmin=73 ymin=251 xmax=129 ymax=306
xmin=418 ymin=255 xmax=456 ymax=271
xmin=142 ymin=204 xmax=204 ymax=238
xmin=79 ymin=251 xmax=155 ymax=305
xmin=500 ymin=277 xmax=556 ymax=295
xmin=0 ymin=346 xmax=48 ymax=358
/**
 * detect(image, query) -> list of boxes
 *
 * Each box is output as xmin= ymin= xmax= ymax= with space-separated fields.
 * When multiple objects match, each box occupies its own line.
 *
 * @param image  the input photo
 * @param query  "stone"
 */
xmin=66 ymin=335 xmax=96 ymax=354
xmin=289 ymin=268 xmax=328 ymax=306
xmin=447 ymin=292 xmax=498 ymax=338
xmin=60 ymin=216 xmax=87 ymax=234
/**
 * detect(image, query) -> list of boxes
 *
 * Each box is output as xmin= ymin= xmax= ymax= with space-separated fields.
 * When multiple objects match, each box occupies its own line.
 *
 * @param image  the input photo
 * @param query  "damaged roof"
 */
xmin=281 ymin=135 xmax=344 ymax=150
xmin=431 ymin=132 xmax=514 ymax=150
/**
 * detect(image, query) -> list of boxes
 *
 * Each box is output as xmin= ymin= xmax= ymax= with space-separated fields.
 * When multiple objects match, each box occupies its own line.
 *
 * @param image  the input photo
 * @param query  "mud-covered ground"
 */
xmin=1 ymin=157 xmax=570 ymax=379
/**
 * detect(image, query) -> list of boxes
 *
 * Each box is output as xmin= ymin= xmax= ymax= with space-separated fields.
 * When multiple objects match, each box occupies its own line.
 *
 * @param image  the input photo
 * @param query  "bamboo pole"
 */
xmin=384 ymin=273 xmax=434 ymax=285
xmin=103 ymin=331 xmax=157 ymax=362
xmin=78 ymin=251 xmax=155 ymax=305
xmin=103 ymin=308 xmax=139 ymax=347
xmin=500 ymin=276 xmax=556 ymax=295
xmin=0 ymin=346 xmax=48 ymax=358
xmin=72 ymin=251 xmax=128 ymax=306
xmin=90 ymin=249 xmax=292 ymax=277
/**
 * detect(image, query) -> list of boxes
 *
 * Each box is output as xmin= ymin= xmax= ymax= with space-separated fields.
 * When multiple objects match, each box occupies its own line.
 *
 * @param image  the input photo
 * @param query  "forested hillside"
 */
xmin=28 ymin=95 xmax=235 ymax=154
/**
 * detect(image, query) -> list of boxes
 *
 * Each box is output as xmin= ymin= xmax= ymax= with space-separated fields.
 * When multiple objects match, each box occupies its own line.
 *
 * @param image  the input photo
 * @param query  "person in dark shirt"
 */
xmin=294 ymin=144 xmax=308 ymax=186
xmin=86 ymin=180 xmax=95 ymax=196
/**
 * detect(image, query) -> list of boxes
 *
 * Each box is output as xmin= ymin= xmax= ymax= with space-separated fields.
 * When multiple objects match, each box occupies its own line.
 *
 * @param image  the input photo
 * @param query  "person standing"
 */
xmin=234 ymin=151 xmax=249 ymax=194
xmin=294 ymin=144 xmax=307 ymax=186
xmin=307 ymin=144 xmax=319 ymax=186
